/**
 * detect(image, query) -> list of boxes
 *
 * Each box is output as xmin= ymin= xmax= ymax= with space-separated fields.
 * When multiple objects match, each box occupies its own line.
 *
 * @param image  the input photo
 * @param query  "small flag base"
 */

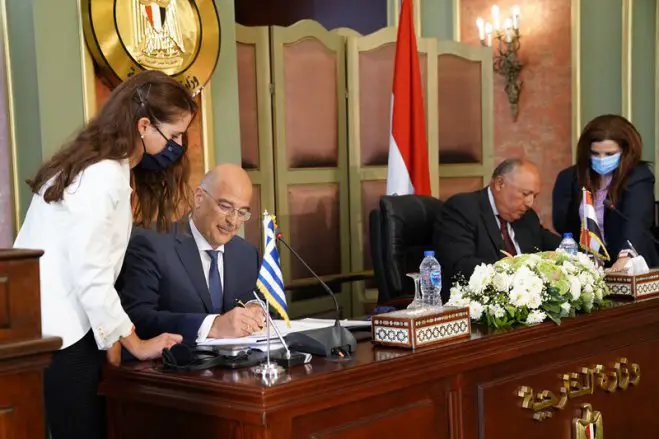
xmin=272 ymin=350 xmax=311 ymax=368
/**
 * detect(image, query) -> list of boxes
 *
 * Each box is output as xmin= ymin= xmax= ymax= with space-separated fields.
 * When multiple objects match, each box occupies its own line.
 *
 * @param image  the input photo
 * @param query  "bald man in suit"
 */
xmin=117 ymin=164 xmax=265 ymax=344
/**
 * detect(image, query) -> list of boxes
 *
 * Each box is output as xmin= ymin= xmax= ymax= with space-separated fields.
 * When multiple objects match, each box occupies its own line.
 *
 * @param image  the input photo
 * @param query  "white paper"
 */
xmin=197 ymin=318 xmax=370 ymax=348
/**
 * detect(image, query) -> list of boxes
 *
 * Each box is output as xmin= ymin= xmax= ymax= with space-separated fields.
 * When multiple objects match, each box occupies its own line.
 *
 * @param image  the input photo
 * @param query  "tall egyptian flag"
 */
xmin=580 ymin=188 xmax=610 ymax=261
xmin=386 ymin=0 xmax=431 ymax=196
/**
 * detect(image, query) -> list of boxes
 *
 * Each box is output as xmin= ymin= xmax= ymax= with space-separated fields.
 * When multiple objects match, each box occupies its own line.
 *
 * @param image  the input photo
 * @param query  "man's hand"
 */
xmin=208 ymin=306 xmax=266 ymax=338
xmin=245 ymin=302 xmax=267 ymax=321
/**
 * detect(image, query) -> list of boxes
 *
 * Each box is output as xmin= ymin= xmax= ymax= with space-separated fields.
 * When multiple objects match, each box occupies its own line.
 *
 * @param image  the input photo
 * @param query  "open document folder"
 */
xmin=197 ymin=318 xmax=370 ymax=350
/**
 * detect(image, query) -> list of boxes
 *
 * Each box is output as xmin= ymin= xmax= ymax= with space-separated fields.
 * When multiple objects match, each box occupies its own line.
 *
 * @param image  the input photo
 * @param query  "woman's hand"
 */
xmin=120 ymin=332 xmax=182 ymax=361
xmin=106 ymin=341 xmax=122 ymax=366
xmin=605 ymin=256 xmax=630 ymax=273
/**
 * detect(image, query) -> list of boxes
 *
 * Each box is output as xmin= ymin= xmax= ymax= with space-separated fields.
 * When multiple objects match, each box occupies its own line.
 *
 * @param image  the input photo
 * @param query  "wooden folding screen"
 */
xmin=236 ymin=25 xmax=276 ymax=253
xmin=436 ymin=41 xmax=494 ymax=200
xmin=269 ymin=21 xmax=352 ymax=317
xmin=236 ymin=22 xmax=495 ymax=318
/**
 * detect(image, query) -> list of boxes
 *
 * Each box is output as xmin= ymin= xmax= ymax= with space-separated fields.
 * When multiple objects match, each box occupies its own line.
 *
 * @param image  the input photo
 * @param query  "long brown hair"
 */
xmin=27 ymin=70 xmax=197 ymax=231
xmin=575 ymin=114 xmax=643 ymax=206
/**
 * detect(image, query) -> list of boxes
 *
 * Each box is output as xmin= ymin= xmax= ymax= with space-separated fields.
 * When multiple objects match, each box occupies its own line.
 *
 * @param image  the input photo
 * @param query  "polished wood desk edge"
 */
xmin=100 ymin=298 xmax=659 ymax=410
xmin=0 ymin=336 xmax=62 ymax=360
xmin=0 ymin=248 xmax=44 ymax=260
xmin=0 ymin=336 xmax=61 ymax=375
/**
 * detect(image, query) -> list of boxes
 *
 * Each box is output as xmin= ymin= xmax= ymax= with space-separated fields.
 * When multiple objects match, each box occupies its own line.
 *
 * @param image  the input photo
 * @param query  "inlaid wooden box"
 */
xmin=605 ymin=268 xmax=659 ymax=299
xmin=371 ymin=306 xmax=471 ymax=349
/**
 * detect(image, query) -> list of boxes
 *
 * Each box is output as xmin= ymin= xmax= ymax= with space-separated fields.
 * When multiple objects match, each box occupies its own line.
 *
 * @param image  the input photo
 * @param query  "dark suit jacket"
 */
xmin=552 ymin=164 xmax=659 ymax=267
xmin=434 ymin=188 xmax=562 ymax=301
xmin=116 ymin=222 xmax=260 ymax=343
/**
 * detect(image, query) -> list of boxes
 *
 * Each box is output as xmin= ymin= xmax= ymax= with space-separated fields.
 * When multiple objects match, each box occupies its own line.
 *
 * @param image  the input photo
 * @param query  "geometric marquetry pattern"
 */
xmin=637 ymin=281 xmax=659 ymax=296
xmin=416 ymin=318 xmax=469 ymax=346
xmin=374 ymin=327 xmax=409 ymax=344
xmin=606 ymin=280 xmax=659 ymax=298
xmin=607 ymin=283 xmax=635 ymax=296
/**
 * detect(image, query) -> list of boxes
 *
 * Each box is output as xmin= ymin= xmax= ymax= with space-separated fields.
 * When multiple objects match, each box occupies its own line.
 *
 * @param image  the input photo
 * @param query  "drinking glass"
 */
xmin=406 ymin=273 xmax=422 ymax=309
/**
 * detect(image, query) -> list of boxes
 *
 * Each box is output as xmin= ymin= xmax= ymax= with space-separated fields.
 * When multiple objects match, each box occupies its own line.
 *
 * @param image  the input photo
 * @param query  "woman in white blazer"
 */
xmin=13 ymin=70 xmax=195 ymax=439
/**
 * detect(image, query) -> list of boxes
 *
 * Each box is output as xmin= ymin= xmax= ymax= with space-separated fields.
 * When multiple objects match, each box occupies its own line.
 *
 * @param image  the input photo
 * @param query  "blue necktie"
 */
xmin=205 ymin=250 xmax=223 ymax=313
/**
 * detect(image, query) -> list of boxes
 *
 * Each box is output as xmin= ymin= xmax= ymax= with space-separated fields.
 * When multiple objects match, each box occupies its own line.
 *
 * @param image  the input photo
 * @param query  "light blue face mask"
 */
xmin=591 ymin=152 xmax=621 ymax=176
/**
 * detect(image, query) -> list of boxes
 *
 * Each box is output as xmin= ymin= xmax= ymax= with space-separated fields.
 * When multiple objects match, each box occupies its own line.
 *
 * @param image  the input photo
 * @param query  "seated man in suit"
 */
xmin=117 ymin=163 xmax=265 ymax=344
xmin=435 ymin=158 xmax=562 ymax=301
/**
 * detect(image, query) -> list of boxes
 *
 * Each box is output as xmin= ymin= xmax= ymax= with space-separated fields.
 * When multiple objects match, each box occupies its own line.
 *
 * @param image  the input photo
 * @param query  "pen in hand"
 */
xmin=234 ymin=298 xmax=265 ymax=329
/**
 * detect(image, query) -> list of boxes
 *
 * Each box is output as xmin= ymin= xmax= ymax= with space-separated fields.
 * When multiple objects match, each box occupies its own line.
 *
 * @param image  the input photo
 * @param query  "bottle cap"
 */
xmin=424 ymin=250 xmax=435 ymax=257
xmin=563 ymin=233 xmax=573 ymax=239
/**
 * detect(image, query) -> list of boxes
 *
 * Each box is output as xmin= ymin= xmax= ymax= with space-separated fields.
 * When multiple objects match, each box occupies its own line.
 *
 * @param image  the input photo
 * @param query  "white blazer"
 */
xmin=14 ymin=159 xmax=134 ymax=350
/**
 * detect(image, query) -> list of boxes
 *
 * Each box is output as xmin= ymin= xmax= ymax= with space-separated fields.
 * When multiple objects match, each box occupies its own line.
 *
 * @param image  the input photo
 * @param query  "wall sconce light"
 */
xmin=477 ymin=5 xmax=522 ymax=121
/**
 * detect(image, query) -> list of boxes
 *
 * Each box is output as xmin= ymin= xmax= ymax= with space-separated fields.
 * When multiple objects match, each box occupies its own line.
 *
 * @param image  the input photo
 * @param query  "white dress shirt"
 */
xmin=13 ymin=160 xmax=134 ymax=350
xmin=188 ymin=219 xmax=223 ymax=341
xmin=487 ymin=187 xmax=522 ymax=255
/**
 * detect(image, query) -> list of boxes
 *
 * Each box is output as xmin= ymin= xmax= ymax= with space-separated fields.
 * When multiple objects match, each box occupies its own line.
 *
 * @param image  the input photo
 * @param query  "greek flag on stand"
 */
xmin=256 ymin=210 xmax=290 ymax=325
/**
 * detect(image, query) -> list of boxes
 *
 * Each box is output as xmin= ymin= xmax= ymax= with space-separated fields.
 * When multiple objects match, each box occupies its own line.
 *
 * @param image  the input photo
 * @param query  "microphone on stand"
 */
xmin=251 ymin=291 xmax=311 ymax=368
xmin=603 ymin=199 xmax=659 ymax=247
xmin=274 ymin=227 xmax=357 ymax=360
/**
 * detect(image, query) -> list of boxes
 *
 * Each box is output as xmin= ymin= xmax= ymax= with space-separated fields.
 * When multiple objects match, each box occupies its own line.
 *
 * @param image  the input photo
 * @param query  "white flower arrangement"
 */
xmin=446 ymin=250 xmax=609 ymax=328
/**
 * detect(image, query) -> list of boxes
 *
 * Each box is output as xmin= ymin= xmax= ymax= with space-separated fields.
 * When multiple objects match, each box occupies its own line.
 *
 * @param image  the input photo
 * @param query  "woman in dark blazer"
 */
xmin=553 ymin=114 xmax=659 ymax=270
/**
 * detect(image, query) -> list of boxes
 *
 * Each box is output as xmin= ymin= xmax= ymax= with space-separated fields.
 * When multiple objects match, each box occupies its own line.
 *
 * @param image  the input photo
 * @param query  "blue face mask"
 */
xmin=591 ymin=152 xmax=621 ymax=176
xmin=138 ymin=126 xmax=185 ymax=172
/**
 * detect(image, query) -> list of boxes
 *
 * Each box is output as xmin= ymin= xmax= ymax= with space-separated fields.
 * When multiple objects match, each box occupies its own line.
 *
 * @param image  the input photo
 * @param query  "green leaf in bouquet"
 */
xmin=542 ymin=302 xmax=562 ymax=314
xmin=494 ymin=315 xmax=514 ymax=329
xmin=547 ymin=286 xmax=561 ymax=298
xmin=581 ymin=290 xmax=594 ymax=305
xmin=505 ymin=305 xmax=517 ymax=317
xmin=515 ymin=307 xmax=529 ymax=322
xmin=578 ymin=294 xmax=594 ymax=313
xmin=554 ymin=279 xmax=570 ymax=295
xmin=545 ymin=312 xmax=562 ymax=325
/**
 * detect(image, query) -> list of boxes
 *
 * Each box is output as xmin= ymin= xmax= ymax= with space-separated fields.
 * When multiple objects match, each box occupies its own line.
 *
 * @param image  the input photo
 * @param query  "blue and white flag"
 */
xmin=256 ymin=210 xmax=289 ymax=324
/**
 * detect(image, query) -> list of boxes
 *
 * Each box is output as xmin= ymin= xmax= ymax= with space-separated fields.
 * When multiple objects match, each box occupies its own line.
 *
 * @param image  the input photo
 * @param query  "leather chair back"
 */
xmin=370 ymin=195 xmax=443 ymax=304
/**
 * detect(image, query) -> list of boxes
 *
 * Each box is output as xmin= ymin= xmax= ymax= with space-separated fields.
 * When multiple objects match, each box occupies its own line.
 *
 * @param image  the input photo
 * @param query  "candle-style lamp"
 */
xmin=477 ymin=5 xmax=522 ymax=121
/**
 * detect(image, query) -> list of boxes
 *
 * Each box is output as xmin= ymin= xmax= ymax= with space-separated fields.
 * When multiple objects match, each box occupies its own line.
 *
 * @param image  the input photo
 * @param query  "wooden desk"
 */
xmin=102 ymin=297 xmax=659 ymax=438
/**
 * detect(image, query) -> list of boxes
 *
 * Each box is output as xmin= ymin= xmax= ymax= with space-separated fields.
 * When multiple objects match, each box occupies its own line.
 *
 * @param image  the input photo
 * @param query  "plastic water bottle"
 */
xmin=420 ymin=250 xmax=442 ymax=306
xmin=558 ymin=233 xmax=579 ymax=256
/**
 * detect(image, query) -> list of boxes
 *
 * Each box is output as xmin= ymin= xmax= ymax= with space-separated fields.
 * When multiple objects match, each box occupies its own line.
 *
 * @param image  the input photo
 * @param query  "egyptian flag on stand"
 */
xmin=580 ymin=187 xmax=610 ymax=261
xmin=584 ymin=422 xmax=596 ymax=439
xmin=385 ymin=0 xmax=431 ymax=196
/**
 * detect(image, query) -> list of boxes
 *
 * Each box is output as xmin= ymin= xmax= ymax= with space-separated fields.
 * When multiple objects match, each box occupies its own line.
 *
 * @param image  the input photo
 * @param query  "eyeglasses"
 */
xmin=201 ymin=188 xmax=252 ymax=221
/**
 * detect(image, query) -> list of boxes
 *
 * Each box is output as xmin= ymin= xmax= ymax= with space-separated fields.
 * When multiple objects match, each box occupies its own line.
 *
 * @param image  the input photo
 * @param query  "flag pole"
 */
xmin=265 ymin=299 xmax=271 ymax=365
xmin=581 ymin=187 xmax=592 ymax=261
xmin=253 ymin=209 xmax=285 ymax=384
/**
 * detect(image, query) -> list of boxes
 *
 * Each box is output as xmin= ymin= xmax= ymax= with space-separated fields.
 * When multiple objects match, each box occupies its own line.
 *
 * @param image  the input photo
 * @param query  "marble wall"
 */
xmin=460 ymin=0 xmax=573 ymax=227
